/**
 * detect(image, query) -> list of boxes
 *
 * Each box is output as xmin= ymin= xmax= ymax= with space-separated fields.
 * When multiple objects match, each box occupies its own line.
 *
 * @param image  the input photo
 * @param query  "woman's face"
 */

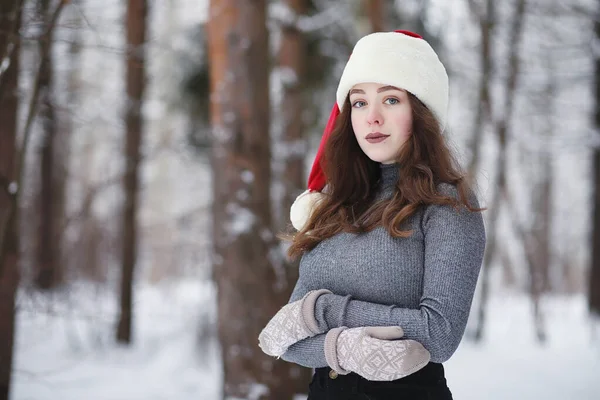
xmin=349 ymin=82 xmax=413 ymax=164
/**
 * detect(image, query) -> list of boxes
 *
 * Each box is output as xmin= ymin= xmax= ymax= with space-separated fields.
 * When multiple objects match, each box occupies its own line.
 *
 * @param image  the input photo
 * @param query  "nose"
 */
xmin=366 ymin=104 xmax=383 ymax=126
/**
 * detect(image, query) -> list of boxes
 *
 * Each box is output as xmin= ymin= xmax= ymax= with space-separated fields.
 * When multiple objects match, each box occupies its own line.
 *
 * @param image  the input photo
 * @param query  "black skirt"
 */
xmin=307 ymin=362 xmax=453 ymax=400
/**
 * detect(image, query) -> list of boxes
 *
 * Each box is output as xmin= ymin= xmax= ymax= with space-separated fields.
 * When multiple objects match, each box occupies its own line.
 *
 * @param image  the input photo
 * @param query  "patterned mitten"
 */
xmin=258 ymin=289 xmax=331 ymax=357
xmin=324 ymin=326 xmax=430 ymax=381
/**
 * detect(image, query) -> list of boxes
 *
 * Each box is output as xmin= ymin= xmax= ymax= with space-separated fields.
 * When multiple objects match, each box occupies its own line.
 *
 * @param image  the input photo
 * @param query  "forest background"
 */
xmin=1 ymin=0 xmax=599 ymax=399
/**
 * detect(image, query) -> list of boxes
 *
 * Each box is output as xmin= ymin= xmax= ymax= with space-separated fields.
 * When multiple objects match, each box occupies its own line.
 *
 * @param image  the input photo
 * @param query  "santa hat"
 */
xmin=290 ymin=30 xmax=449 ymax=231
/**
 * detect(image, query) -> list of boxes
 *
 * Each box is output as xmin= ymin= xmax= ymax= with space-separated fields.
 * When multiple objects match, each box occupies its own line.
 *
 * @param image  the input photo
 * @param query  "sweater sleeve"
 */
xmin=313 ymin=186 xmax=486 ymax=363
xmin=280 ymin=334 xmax=329 ymax=368
xmin=278 ymin=270 xmax=330 ymax=368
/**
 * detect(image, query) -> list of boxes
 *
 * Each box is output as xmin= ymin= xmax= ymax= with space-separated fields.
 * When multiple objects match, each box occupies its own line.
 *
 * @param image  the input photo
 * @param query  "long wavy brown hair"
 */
xmin=285 ymin=92 xmax=484 ymax=259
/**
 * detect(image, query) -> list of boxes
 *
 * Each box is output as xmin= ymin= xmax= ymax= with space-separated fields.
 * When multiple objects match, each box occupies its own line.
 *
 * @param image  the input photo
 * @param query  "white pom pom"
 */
xmin=290 ymin=190 xmax=325 ymax=231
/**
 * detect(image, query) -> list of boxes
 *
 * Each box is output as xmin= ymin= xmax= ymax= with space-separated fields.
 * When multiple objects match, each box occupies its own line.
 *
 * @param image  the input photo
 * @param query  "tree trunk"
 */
xmin=466 ymin=0 xmax=494 ymax=179
xmin=365 ymin=0 xmax=385 ymax=32
xmin=274 ymin=0 xmax=313 ymax=395
xmin=117 ymin=0 xmax=147 ymax=344
xmin=277 ymin=0 xmax=308 ymax=233
xmin=526 ymin=64 xmax=556 ymax=342
xmin=59 ymin=2 xmax=81 ymax=279
xmin=35 ymin=0 xmax=65 ymax=290
xmin=208 ymin=1 xmax=296 ymax=399
xmin=0 ymin=0 xmax=23 ymax=103
xmin=473 ymin=0 xmax=527 ymax=341
xmin=0 ymin=1 xmax=21 ymax=398
xmin=589 ymin=0 xmax=600 ymax=316
xmin=527 ymin=153 xmax=552 ymax=343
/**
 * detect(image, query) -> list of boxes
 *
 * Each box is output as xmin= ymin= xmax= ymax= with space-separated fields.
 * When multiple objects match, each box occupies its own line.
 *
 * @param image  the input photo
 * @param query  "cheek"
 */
xmin=393 ymin=111 xmax=413 ymax=137
xmin=351 ymin=113 xmax=362 ymax=137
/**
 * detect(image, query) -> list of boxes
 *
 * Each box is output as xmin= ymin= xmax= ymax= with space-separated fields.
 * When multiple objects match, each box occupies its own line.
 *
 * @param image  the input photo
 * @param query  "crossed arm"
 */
xmin=281 ymin=195 xmax=486 ymax=367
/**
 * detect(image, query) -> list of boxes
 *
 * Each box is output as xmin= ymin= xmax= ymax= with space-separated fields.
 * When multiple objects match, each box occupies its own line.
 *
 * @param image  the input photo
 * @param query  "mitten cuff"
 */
xmin=301 ymin=289 xmax=332 ymax=335
xmin=324 ymin=327 xmax=351 ymax=375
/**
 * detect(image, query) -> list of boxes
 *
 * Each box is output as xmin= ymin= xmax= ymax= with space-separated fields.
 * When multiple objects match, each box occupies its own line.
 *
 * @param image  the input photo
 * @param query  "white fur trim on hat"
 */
xmin=290 ymin=190 xmax=325 ymax=231
xmin=336 ymin=32 xmax=449 ymax=130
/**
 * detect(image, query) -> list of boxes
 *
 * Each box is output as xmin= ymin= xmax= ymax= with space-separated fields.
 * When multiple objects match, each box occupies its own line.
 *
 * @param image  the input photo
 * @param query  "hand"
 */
xmin=258 ymin=289 xmax=331 ymax=357
xmin=324 ymin=326 xmax=430 ymax=381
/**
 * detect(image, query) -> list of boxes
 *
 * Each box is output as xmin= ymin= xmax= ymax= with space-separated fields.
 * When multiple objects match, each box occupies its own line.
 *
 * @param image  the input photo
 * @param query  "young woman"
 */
xmin=259 ymin=30 xmax=486 ymax=400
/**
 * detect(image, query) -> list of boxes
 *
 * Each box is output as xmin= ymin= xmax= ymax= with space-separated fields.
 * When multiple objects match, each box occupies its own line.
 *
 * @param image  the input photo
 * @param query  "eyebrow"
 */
xmin=349 ymin=85 xmax=405 ymax=96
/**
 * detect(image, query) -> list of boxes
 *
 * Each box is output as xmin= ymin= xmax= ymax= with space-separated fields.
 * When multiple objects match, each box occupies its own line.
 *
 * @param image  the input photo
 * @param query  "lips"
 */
xmin=365 ymin=132 xmax=390 ymax=143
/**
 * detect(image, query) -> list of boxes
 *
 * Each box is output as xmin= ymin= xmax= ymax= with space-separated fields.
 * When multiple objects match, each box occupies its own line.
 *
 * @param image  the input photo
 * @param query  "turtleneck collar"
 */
xmin=379 ymin=163 xmax=400 ymax=189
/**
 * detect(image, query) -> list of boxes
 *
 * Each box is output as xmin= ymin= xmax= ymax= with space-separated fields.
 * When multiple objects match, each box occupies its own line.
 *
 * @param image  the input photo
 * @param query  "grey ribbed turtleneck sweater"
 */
xmin=281 ymin=163 xmax=486 ymax=367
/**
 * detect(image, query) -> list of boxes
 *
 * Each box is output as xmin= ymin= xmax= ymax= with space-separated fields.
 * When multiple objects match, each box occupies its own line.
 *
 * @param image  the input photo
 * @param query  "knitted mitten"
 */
xmin=324 ymin=326 xmax=430 ymax=381
xmin=258 ymin=289 xmax=331 ymax=357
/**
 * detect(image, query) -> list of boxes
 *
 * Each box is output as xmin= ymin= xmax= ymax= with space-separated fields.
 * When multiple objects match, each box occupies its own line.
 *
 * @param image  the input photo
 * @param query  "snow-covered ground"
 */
xmin=446 ymin=294 xmax=600 ymax=399
xmin=13 ymin=281 xmax=221 ymax=400
xmin=13 ymin=281 xmax=600 ymax=400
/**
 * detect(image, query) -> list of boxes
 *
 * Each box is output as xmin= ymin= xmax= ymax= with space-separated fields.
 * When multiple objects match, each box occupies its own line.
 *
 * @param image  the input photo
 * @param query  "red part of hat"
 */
xmin=394 ymin=30 xmax=422 ymax=39
xmin=307 ymin=103 xmax=339 ymax=192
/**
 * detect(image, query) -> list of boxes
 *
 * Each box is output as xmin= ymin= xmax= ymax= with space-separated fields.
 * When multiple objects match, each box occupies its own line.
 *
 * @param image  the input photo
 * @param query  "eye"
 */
xmin=384 ymin=97 xmax=400 ymax=105
xmin=352 ymin=100 xmax=366 ymax=108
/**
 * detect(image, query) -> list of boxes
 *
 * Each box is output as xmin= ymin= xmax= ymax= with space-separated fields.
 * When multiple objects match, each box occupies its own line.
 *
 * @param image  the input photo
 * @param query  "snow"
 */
xmin=8 ymin=181 xmax=18 ymax=194
xmin=10 ymin=0 xmax=599 ymax=399
xmin=445 ymin=294 xmax=600 ymax=400
xmin=0 ymin=45 xmax=12 ymax=75
xmin=240 ymin=170 xmax=254 ymax=184
xmin=13 ymin=281 xmax=221 ymax=400
xmin=13 ymin=281 xmax=600 ymax=400
xmin=225 ymin=202 xmax=257 ymax=238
